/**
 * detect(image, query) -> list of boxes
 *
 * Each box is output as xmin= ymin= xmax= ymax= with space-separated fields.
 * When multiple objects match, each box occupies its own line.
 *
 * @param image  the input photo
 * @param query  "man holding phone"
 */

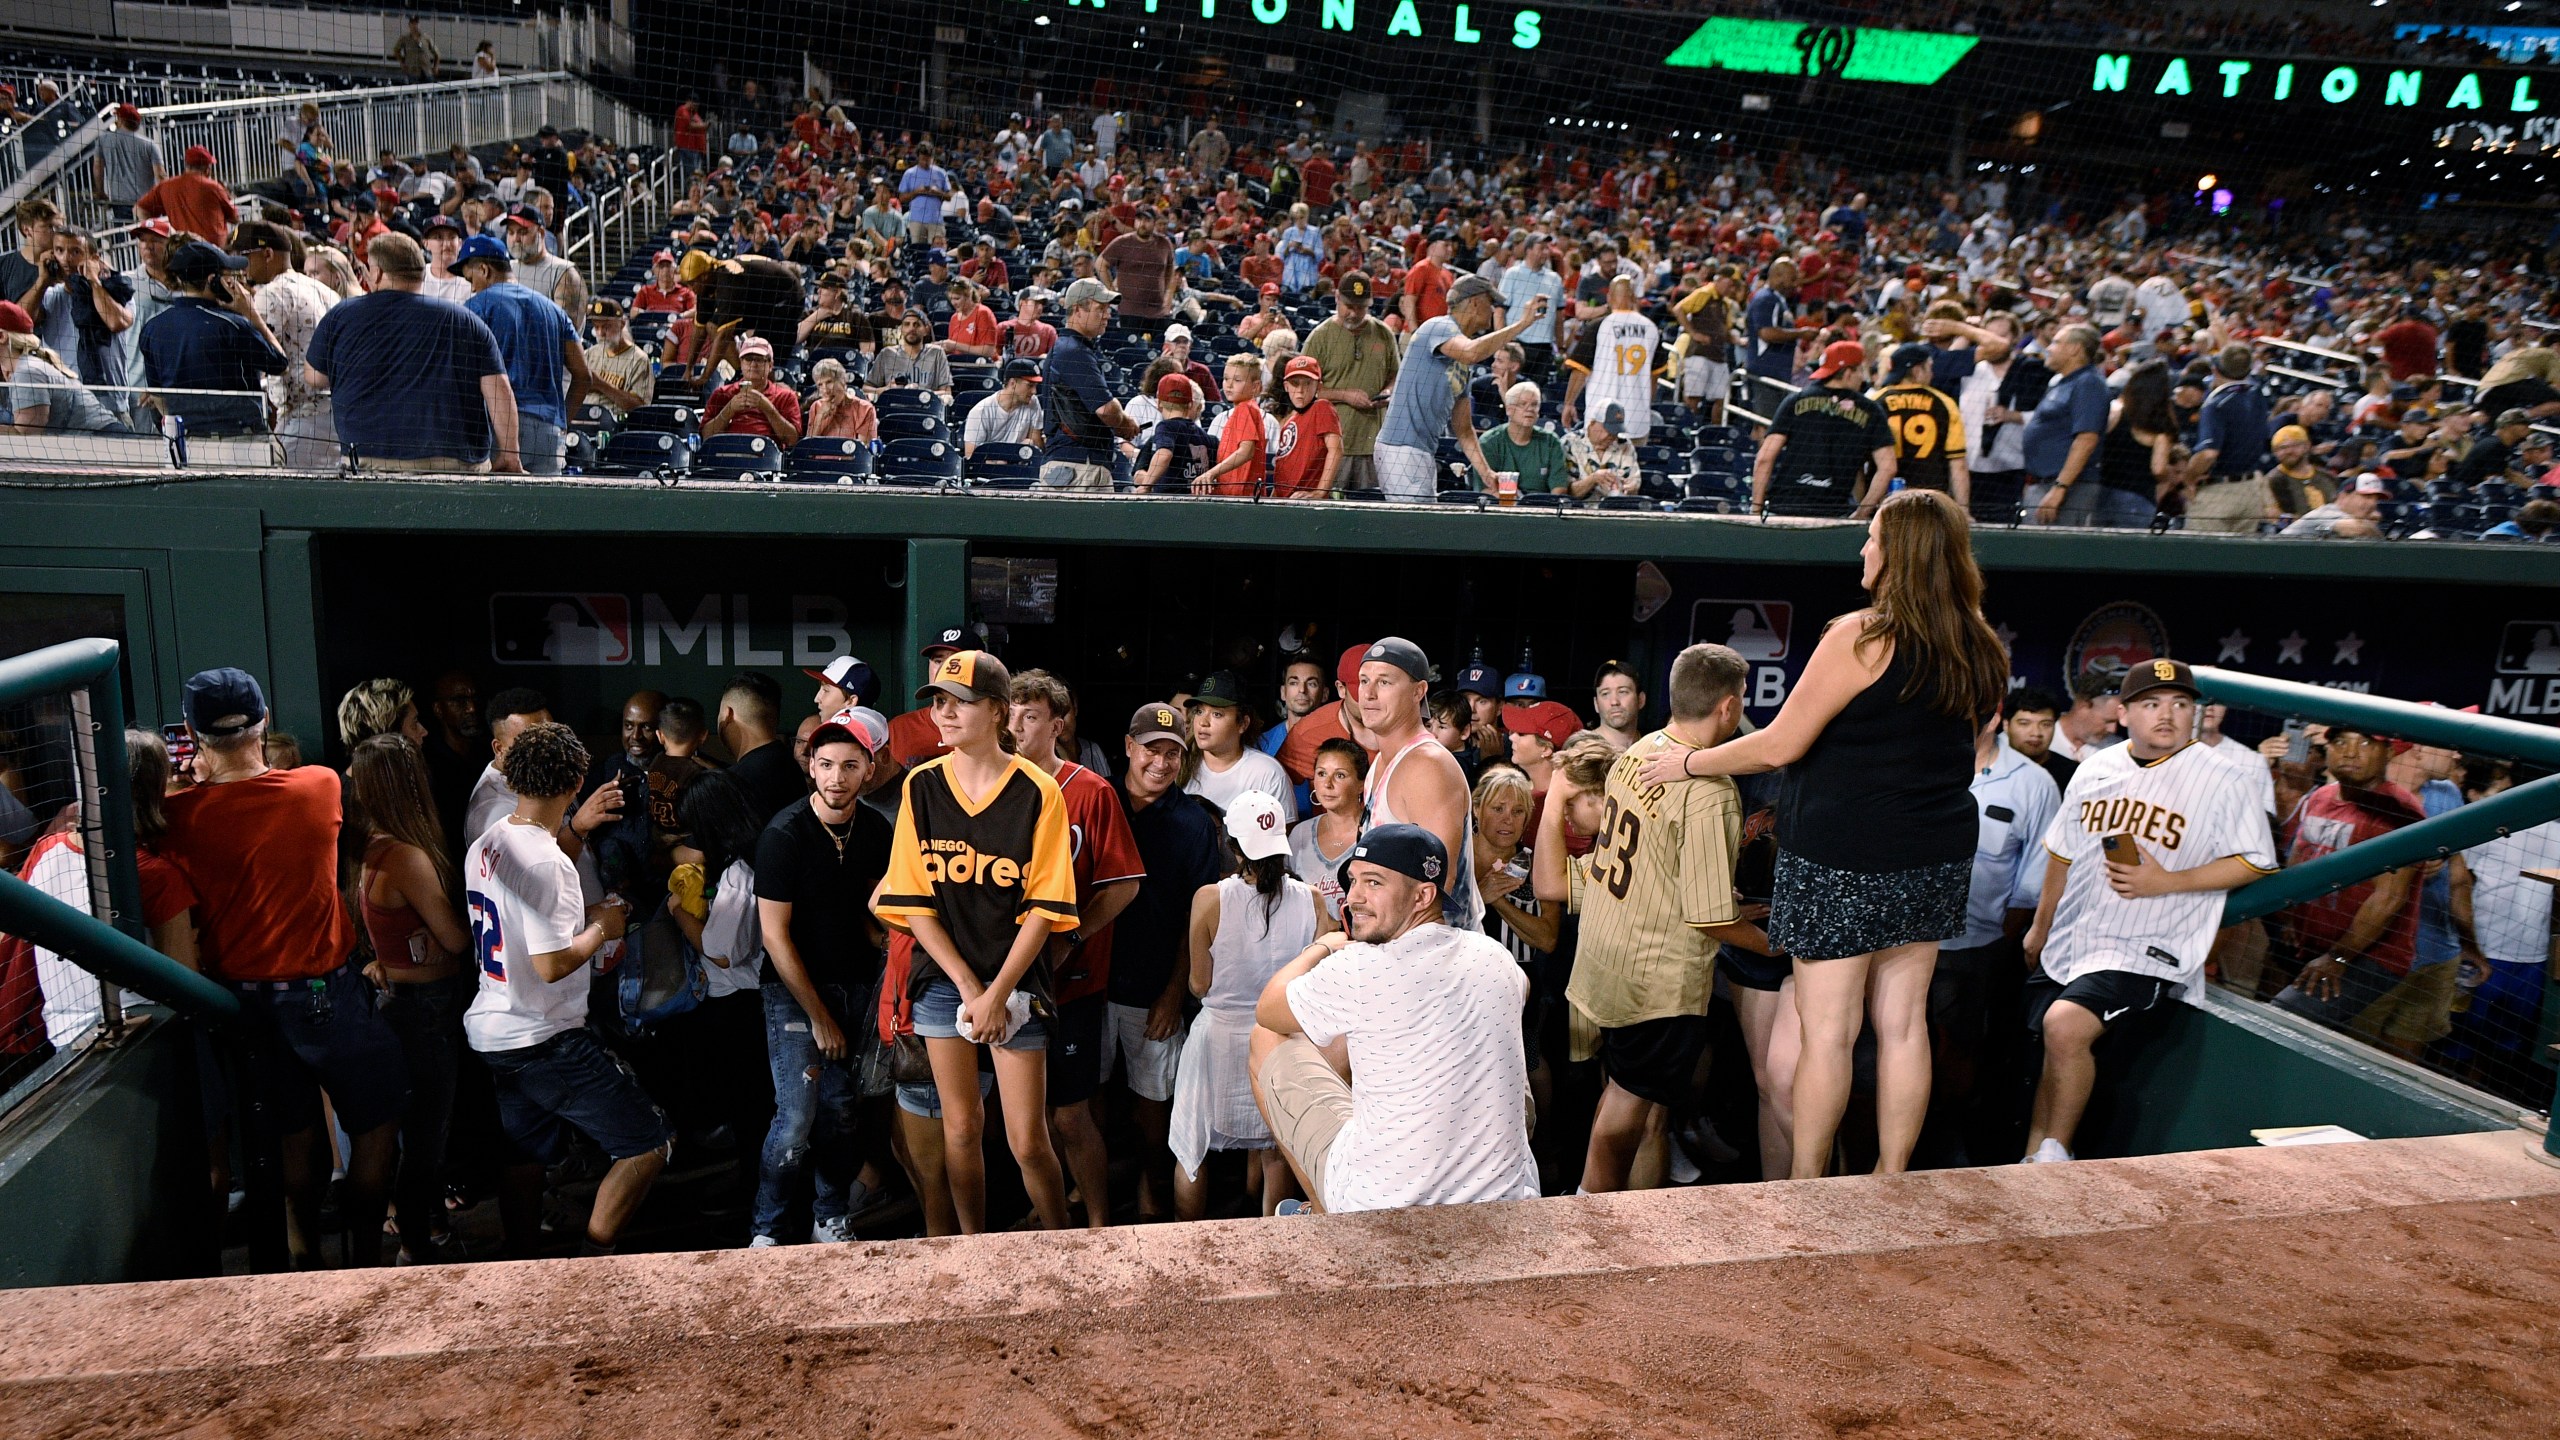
xmin=2020 ymin=660 xmax=2278 ymax=1163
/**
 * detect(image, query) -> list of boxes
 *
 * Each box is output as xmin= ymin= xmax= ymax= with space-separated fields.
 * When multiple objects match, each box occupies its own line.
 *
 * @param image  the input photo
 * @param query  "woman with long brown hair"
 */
xmin=1637 ymin=489 xmax=2005 ymax=1178
xmin=346 ymin=733 xmax=471 ymax=1263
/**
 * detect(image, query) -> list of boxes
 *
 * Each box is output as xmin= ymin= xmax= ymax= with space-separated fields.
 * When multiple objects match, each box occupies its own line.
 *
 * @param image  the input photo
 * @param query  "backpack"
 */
xmin=617 ymin=906 xmax=706 ymax=1034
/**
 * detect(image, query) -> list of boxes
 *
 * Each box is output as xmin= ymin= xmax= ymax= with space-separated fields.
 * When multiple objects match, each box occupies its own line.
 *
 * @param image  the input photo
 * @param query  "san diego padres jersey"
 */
xmin=2039 ymin=737 xmax=2277 ymax=997
xmin=1873 ymin=381 xmax=1967 ymax=493
xmin=1563 ymin=730 xmax=1741 ymax=1030
xmin=1571 ymin=309 xmax=1662 ymax=441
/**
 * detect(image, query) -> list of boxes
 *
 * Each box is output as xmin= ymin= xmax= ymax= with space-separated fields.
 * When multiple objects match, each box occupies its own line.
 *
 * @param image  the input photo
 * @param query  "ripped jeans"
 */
xmin=754 ymin=981 xmax=864 ymax=1240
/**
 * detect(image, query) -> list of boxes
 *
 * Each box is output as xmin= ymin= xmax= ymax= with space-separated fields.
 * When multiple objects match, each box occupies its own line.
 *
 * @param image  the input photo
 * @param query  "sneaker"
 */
xmin=748 ymin=1233 xmax=782 ymax=1249
xmin=812 ymin=1215 xmax=856 ymax=1244
xmin=1274 ymin=1199 xmax=1314 ymax=1217
xmin=2024 ymin=1138 xmax=2073 ymax=1164
xmin=1677 ymin=1115 xmax=1742 ymax=1166
xmin=1665 ymin=1136 xmax=1702 ymax=1185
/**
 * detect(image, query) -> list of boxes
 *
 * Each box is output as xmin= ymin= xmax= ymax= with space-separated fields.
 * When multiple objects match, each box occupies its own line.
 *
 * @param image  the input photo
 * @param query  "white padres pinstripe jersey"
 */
xmin=2039 ymin=740 xmax=2277 ymax=998
xmin=1578 ymin=310 xmax=1662 ymax=441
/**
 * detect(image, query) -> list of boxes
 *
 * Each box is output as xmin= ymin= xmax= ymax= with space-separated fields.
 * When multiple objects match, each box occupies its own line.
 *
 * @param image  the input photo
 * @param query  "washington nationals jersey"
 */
xmin=2039 ymin=740 xmax=2277 ymax=998
xmin=463 ymin=818 xmax=591 ymax=1053
xmin=1571 ymin=309 xmax=1662 ymax=441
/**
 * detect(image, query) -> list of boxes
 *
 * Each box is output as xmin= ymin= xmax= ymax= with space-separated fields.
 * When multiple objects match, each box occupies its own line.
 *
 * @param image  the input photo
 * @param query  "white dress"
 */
xmin=1170 ymin=873 xmax=1317 ymax=1180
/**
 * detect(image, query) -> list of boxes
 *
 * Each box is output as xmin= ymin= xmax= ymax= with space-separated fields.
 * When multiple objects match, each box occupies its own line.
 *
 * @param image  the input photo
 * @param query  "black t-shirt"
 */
xmin=696 ymin=256 xmax=805 ymax=354
xmin=1767 ymin=385 xmax=1889 ymax=515
xmin=1111 ymin=788 xmax=1226 ymax=1008
xmin=728 ymin=739 xmax=809 ymax=828
xmin=753 ymin=798 xmax=892 ymax=991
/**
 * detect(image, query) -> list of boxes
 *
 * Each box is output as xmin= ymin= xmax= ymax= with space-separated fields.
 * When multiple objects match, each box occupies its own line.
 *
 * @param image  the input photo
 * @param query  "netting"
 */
xmin=0 ymin=1 xmax=2546 ymax=524
xmin=0 ymin=682 xmax=124 ymax=1098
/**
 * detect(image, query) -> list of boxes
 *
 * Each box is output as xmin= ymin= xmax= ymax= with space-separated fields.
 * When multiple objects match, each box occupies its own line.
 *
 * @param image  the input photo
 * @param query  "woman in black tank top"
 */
xmin=1634 ymin=491 xmax=2008 ymax=1179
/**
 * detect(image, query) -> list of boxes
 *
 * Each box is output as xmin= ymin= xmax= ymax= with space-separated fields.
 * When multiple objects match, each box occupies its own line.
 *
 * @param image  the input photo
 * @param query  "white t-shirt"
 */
xmin=1187 ymin=746 xmax=1297 ymax=822
xmin=2134 ymin=276 xmax=2187 ymax=344
xmin=2463 ymin=824 xmax=2560 ymax=965
xmin=463 ymin=818 xmax=592 ymax=1052
xmin=1283 ymin=922 xmax=1537 ymax=1214
xmin=698 ymin=856 xmax=763 ymax=999
xmin=1579 ymin=309 xmax=1660 ymax=442
xmin=2039 ymin=742 xmax=2278 ymax=998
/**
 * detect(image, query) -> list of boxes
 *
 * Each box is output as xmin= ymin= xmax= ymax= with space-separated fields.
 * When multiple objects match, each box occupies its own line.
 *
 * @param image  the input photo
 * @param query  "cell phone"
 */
xmin=2102 ymin=833 xmax=2139 ymax=863
xmin=161 ymin=723 xmax=195 ymax=778
xmin=2282 ymin=720 xmax=2310 ymax=765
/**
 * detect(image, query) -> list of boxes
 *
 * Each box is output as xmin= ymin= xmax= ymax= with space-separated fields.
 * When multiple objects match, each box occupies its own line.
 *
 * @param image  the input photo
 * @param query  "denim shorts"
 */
xmin=912 ymin=977 xmax=1048 ymax=1051
xmin=895 ymin=1068 xmax=994 ymax=1119
xmin=478 ymin=1026 xmax=671 ymax=1165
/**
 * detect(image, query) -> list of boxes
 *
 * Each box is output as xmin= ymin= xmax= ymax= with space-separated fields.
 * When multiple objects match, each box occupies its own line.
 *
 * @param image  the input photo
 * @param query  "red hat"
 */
xmin=0 ymin=301 xmax=30 ymax=336
xmin=114 ymin=103 xmax=141 ymax=124
xmin=1336 ymin=643 xmax=1371 ymax=692
xmin=136 ymin=216 xmax=175 ymax=238
xmin=652 ymin=249 xmax=674 ymax=264
xmin=1810 ymin=340 xmax=1867 ymax=381
xmin=1258 ymin=281 xmax=1281 ymax=297
xmin=1502 ymin=700 xmax=1581 ymax=750
xmin=1283 ymin=354 xmax=1323 ymax=381
xmin=183 ymin=144 xmax=216 ymax=168
xmin=1155 ymin=373 xmax=1197 ymax=404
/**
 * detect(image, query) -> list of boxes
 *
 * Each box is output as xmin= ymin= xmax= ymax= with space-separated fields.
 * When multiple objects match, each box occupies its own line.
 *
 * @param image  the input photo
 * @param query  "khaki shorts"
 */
xmin=1257 ymin=1035 xmax=1352 ymax=1206
xmin=1039 ymin=460 xmax=1116 ymax=492
xmin=2352 ymin=956 xmax=2462 ymax=1049
xmin=2185 ymin=477 xmax=2270 ymax=534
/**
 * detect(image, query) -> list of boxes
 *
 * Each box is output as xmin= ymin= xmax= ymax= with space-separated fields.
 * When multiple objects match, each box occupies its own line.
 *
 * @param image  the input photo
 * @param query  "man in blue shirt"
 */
xmin=1744 ymin=258 xmax=1813 ymax=414
xmin=306 ymin=232 xmax=520 ymax=472
xmin=137 ymin=240 xmax=285 ymax=438
xmin=899 ymin=144 xmax=953 ymax=248
xmin=1498 ymin=236 xmax=1566 ymax=384
xmin=1374 ymin=273 xmax=1547 ymax=501
xmin=458 ymin=233 xmax=589 ymax=475
xmin=2023 ymin=325 xmax=2129 ymax=527
xmin=1037 ymin=277 xmax=1138 ymax=490
xmin=2182 ymin=344 xmax=2275 ymax=534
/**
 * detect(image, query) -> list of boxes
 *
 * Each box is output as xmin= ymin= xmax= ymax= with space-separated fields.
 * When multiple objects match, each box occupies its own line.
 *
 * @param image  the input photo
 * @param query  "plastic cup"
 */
xmin=1496 ymin=471 xmax=1519 ymax=505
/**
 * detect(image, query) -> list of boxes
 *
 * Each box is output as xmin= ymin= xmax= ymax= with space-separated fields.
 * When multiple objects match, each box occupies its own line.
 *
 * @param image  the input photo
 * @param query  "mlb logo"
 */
xmin=1691 ymin=600 xmax=1791 ymax=662
xmin=2495 ymin=622 xmax=2560 ymax=676
xmin=490 ymin=594 xmax=631 ymax=666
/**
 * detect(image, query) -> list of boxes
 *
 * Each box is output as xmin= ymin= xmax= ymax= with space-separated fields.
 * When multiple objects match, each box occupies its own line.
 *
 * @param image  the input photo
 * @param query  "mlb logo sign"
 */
xmin=490 ymin=594 xmax=632 ymax=666
xmin=1690 ymin=600 xmax=1791 ymax=662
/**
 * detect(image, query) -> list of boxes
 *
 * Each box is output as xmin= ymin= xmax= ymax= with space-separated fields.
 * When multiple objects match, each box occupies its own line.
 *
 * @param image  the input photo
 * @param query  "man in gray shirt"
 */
xmin=94 ymin=105 xmax=164 ymax=224
xmin=504 ymin=211 xmax=588 ymax=317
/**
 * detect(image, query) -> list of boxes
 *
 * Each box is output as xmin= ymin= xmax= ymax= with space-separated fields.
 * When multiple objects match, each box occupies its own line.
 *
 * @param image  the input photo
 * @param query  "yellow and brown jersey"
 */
xmin=1873 ymin=381 xmax=1967 ymax=493
xmin=879 ymin=752 xmax=1080 ymax=1001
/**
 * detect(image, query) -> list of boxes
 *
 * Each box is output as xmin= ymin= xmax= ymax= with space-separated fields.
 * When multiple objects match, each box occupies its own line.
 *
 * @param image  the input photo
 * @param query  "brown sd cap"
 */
xmin=2115 ymin=657 xmax=2198 ymax=704
xmin=1126 ymin=701 xmax=1187 ymax=746
xmin=915 ymin=650 xmax=1013 ymax=706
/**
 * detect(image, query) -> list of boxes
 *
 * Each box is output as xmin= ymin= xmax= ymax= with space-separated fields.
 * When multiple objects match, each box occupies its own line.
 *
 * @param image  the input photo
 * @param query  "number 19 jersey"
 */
xmin=1563 ymin=729 xmax=1743 ymax=1031
xmin=1571 ymin=309 xmax=1662 ymax=442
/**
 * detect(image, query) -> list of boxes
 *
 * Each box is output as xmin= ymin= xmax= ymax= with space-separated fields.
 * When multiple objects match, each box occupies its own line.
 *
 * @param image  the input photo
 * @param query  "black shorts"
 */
xmin=1718 ymin=944 xmax=1790 ymax=993
xmin=1045 ymin=993 xmax=1109 ymax=1108
xmin=2480 ymin=376 xmax=2559 ymax=417
xmin=2025 ymin=969 xmax=2176 ymax=1041
xmin=1929 ymin=940 xmax=2012 ymax=1039
xmin=479 ymin=1026 xmax=671 ymax=1166
xmin=1597 ymin=1012 xmax=1712 ymax=1107
xmin=1763 ymin=474 xmax=1856 ymax=518
xmin=229 ymin=965 xmax=408 ymax=1143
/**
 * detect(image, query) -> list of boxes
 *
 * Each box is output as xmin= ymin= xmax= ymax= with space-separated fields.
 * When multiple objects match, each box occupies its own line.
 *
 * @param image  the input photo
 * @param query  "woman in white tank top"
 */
xmin=1170 ymin=794 xmax=1335 ymax=1219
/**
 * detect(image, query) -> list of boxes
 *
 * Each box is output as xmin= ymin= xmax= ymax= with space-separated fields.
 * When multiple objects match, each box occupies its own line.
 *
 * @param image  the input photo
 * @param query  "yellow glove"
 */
xmin=667 ymin=862 xmax=708 ymax=920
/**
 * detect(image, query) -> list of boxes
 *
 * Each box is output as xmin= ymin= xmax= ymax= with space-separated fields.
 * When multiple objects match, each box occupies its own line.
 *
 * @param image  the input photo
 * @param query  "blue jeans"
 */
xmin=755 ymin=981 xmax=864 ymax=1238
xmin=518 ymin=415 xmax=566 ymax=475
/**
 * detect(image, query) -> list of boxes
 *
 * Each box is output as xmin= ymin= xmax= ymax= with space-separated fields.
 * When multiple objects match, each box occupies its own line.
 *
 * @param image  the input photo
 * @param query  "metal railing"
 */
xmin=4 ymin=69 xmax=665 ymax=250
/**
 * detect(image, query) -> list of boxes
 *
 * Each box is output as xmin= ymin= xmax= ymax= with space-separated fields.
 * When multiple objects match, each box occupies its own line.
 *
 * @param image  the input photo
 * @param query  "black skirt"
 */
xmin=1767 ymin=849 xmax=1970 ymax=962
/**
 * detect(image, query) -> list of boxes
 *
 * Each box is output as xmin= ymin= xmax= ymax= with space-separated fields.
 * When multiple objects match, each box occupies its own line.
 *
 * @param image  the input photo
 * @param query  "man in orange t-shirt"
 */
xmin=136 ymin=146 xmax=238 ymax=246
xmin=1402 ymin=228 xmax=1456 ymax=330
xmin=159 ymin=666 xmax=404 ymax=1268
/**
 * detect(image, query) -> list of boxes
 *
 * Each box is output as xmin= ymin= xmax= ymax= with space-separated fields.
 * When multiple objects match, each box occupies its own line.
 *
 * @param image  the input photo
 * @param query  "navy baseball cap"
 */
xmin=1454 ymin=661 xmax=1500 ymax=698
xmin=1338 ymin=822 xmax=1450 ymax=892
xmin=1890 ymin=341 xmax=1935 ymax=376
xmin=1359 ymin=636 xmax=1431 ymax=683
xmin=921 ymin=626 xmax=969 ymax=658
xmin=1503 ymin=670 xmax=1547 ymax=700
xmin=999 ymin=356 xmax=1042 ymax=383
xmin=167 ymin=240 xmax=248 ymax=290
xmin=455 ymin=233 xmax=510 ymax=268
xmin=183 ymin=667 xmax=267 ymax=737
xmin=805 ymin=654 xmax=881 ymax=707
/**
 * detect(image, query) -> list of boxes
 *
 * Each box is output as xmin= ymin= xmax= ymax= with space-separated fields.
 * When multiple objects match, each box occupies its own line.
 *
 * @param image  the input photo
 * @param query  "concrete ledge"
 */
xmin=2 ymin=1129 xmax=2553 ymax=1384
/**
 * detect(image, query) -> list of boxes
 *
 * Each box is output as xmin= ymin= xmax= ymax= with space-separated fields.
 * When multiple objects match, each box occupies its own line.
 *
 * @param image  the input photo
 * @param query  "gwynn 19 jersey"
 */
xmin=2039 ymin=739 xmax=2277 ymax=997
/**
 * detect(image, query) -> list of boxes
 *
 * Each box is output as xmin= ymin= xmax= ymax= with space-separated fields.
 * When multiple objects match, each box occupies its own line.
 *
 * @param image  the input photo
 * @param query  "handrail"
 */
xmin=0 ymin=872 xmax=238 ymax=1021
xmin=138 ymin=69 xmax=574 ymax=123
xmin=2258 ymin=336 xmax=2362 ymax=367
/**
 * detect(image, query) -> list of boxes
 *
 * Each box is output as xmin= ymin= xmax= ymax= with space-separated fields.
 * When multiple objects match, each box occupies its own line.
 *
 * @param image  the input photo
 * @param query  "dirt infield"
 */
xmin=8 ymin=1133 xmax=2559 ymax=1438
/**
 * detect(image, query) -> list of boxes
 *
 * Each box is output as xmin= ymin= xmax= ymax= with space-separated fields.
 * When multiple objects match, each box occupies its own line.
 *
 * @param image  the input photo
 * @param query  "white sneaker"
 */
xmin=1665 ymin=1137 xmax=1702 ymax=1185
xmin=747 ymin=1233 xmax=782 ymax=1249
xmin=2024 ymin=1138 xmax=2073 ymax=1164
xmin=812 ymin=1215 xmax=856 ymax=1243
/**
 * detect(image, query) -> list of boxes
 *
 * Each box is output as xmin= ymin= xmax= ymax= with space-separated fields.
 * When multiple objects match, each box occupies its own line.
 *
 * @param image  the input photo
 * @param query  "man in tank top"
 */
xmin=1352 ymin=636 xmax=1481 ymax=930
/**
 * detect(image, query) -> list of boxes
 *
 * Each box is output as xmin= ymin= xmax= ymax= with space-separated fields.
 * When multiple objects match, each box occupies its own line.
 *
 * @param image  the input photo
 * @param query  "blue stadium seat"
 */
xmin=571 ymin=401 xmax=615 ymax=435
xmin=591 ymin=429 xmax=689 ymax=479
xmin=966 ymin=442 xmax=1040 ymax=484
xmin=695 ymin=433 xmax=782 ymax=482
xmin=877 ymin=437 xmax=960 ymax=484
xmin=1438 ymin=489 xmax=1487 ymax=508
xmin=880 ymin=411 xmax=950 ymax=444
xmin=786 ymin=437 xmax=873 ymax=482
xmin=874 ymin=388 xmax=946 ymax=421
xmin=619 ymin=404 xmax=698 ymax=437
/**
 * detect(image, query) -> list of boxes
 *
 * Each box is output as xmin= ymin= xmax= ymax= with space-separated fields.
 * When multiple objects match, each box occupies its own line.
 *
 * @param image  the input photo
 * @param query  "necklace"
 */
xmin=816 ymin=809 xmax=853 ymax=858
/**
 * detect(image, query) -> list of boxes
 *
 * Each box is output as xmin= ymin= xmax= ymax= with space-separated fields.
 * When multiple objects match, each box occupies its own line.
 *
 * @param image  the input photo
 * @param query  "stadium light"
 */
xmin=1034 ymin=13 xmax=1050 ymax=23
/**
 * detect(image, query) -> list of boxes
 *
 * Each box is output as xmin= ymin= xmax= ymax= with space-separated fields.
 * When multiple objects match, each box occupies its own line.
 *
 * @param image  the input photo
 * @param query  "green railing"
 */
xmin=0 ymin=640 xmax=237 ymax=1028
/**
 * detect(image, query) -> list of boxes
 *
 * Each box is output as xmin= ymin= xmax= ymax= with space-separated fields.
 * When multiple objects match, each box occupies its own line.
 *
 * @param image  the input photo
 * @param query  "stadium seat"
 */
xmin=966 ymin=442 xmax=1040 ymax=484
xmin=571 ymin=402 xmax=615 ymax=435
xmin=877 ymin=437 xmax=960 ymax=484
xmin=1597 ymin=495 xmax=1656 ymax=512
xmin=1675 ymin=496 xmax=1730 ymax=515
xmin=1437 ymin=489 xmax=1488 ymax=508
xmin=875 ymin=388 xmax=946 ymax=421
xmin=879 ymin=411 xmax=950 ymax=444
xmin=694 ymin=434 xmax=783 ymax=482
xmin=590 ymin=430 xmax=689 ymax=479
xmin=785 ymin=437 xmax=873 ymax=482
xmin=620 ymin=404 xmax=699 ymax=438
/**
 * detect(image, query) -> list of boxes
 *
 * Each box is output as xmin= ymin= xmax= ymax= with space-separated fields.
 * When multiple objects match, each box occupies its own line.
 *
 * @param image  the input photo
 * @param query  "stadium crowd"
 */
xmin=10 ymin=491 xmax=2549 ymax=1266
xmin=5 ymin=79 xmax=2554 ymax=535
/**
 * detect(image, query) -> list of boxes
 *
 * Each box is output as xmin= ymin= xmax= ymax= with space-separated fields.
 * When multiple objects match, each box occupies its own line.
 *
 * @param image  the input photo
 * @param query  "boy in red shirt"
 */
xmin=1194 ymin=354 xmax=1269 ymax=496
xmin=1268 ymin=355 xmax=1342 ymax=497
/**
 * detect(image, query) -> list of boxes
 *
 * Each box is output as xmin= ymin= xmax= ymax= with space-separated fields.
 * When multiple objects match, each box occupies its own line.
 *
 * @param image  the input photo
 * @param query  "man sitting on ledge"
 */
xmin=1249 ymin=822 xmax=1538 ymax=1214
